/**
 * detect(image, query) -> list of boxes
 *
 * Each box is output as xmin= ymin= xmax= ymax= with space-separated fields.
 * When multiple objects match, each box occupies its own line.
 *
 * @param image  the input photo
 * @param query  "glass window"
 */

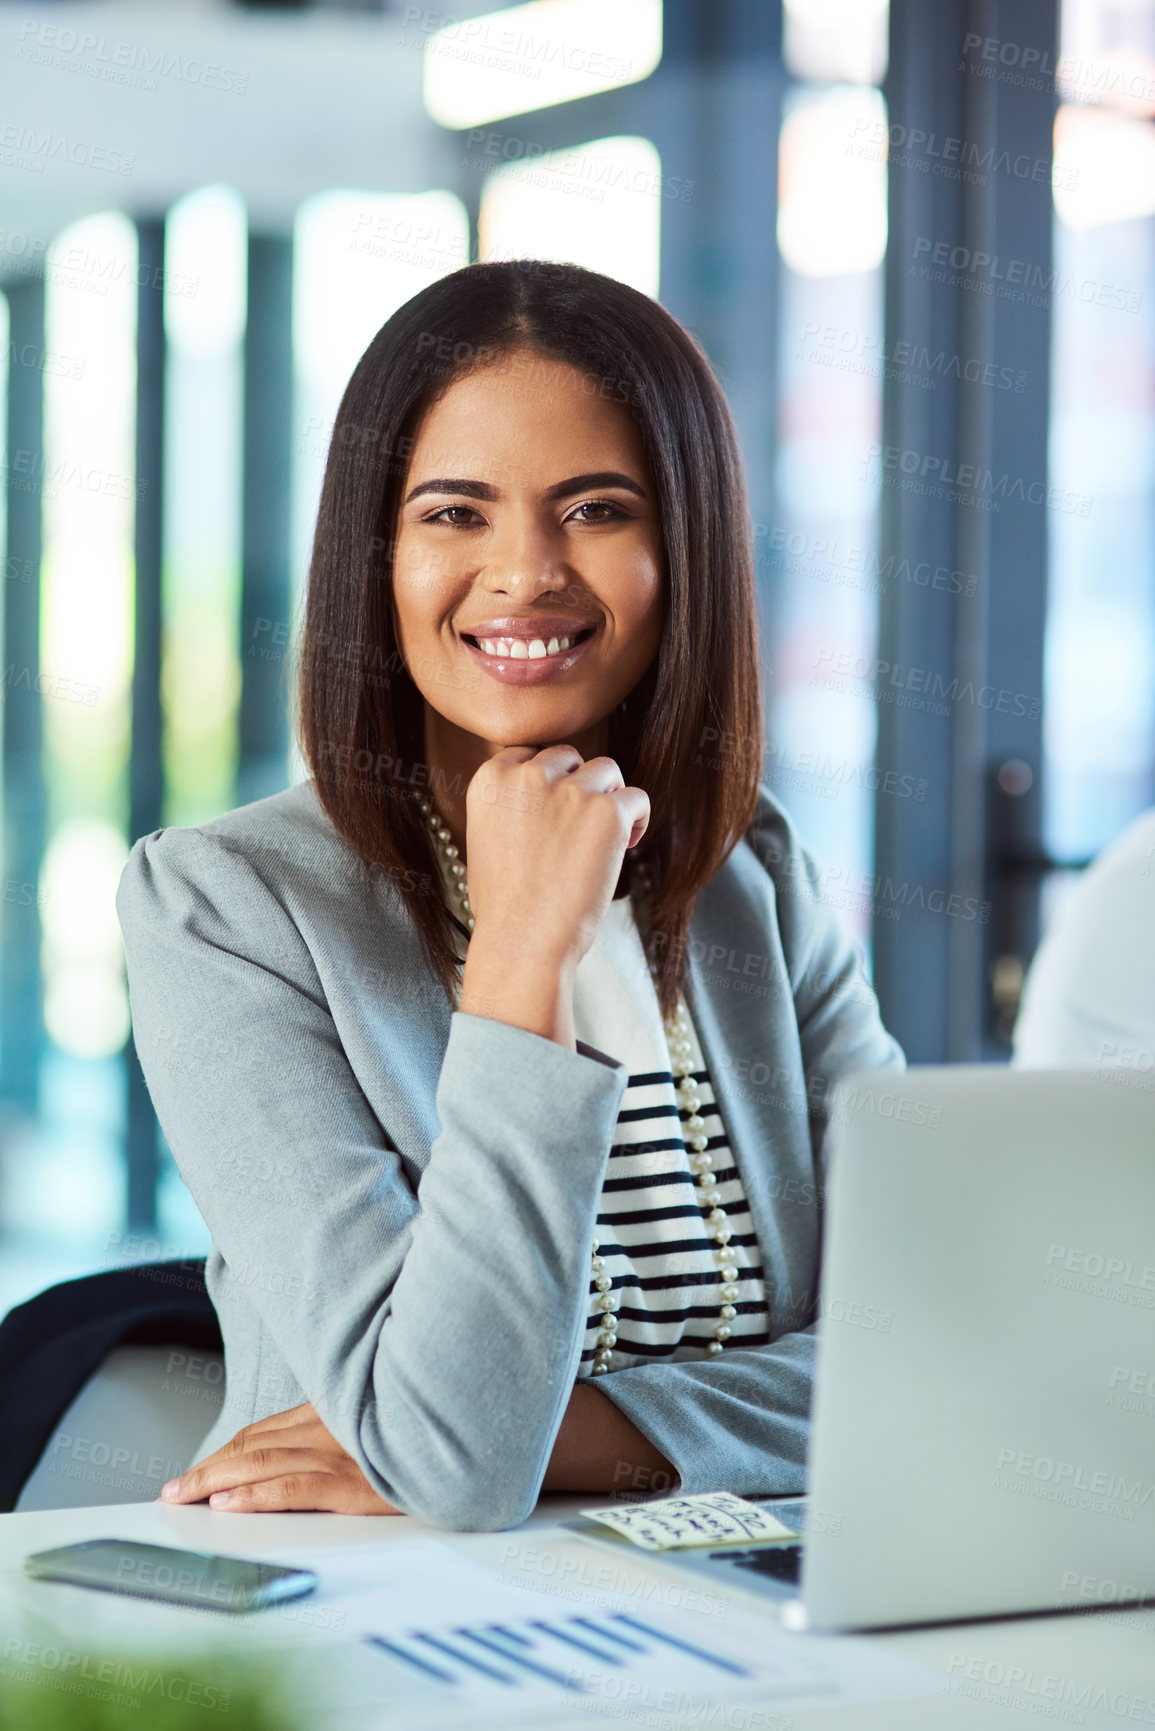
xmin=768 ymin=77 xmax=888 ymax=951
xmin=479 ymin=136 xmax=662 ymax=295
xmin=421 ymin=0 xmax=663 ymax=128
xmin=291 ymin=188 xmax=471 ymax=734
xmin=1044 ymin=0 xmax=1155 ymax=907
xmin=162 ymin=186 xmax=247 ymax=831
xmin=783 ymin=0 xmax=888 ymax=85
xmin=0 ymin=212 xmax=139 ymax=1311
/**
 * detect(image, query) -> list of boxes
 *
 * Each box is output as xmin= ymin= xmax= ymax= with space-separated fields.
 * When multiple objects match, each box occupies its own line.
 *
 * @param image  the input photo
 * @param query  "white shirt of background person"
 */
xmin=1012 ymin=807 xmax=1155 ymax=1073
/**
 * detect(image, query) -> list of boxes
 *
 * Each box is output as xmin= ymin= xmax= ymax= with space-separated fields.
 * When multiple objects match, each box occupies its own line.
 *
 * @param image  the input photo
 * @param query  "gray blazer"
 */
xmin=116 ymin=777 xmax=902 ymax=1531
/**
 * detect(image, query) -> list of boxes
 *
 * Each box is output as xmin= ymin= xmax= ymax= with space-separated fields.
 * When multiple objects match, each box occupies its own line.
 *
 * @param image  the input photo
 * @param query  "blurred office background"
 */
xmin=0 ymin=0 xmax=1152 ymax=1315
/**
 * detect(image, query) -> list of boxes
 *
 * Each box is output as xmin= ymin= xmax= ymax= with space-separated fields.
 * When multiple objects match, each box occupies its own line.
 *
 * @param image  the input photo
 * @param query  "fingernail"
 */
xmin=160 ymin=1481 xmax=181 ymax=1500
xmin=209 ymin=1492 xmax=232 ymax=1508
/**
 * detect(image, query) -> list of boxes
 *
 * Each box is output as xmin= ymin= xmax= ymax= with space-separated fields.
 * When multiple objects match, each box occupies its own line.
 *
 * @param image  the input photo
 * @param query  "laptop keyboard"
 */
xmin=710 ymin=1544 xmax=803 ymax=1585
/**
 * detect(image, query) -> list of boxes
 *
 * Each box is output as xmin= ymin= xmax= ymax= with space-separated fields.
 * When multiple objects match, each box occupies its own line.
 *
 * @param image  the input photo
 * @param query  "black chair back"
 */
xmin=0 ymin=1259 xmax=222 ymax=1512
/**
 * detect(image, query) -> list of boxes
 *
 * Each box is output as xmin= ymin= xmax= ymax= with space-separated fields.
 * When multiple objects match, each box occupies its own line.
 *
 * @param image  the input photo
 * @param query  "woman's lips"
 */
xmin=458 ymin=625 xmax=598 ymax=686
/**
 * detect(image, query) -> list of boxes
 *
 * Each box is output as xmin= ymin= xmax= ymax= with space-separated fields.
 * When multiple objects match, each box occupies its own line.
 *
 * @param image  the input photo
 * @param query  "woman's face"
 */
xmin=391 ymin=347 xmax=663 ymax=754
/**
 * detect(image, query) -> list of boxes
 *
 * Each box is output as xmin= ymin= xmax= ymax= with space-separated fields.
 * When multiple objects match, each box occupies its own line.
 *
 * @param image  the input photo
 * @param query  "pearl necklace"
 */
xmin=414 ymin=791 xmax=739 ymax=1373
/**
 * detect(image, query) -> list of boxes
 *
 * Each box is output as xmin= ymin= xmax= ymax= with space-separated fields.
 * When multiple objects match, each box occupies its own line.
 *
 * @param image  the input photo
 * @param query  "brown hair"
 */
xmin=295 ymin=259 xmax=763 ymax=1020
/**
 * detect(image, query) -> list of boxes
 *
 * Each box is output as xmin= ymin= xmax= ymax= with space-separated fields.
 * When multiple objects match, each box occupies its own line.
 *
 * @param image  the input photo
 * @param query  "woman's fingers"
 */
xmin=611 ymin=783 xmax=651 ymax=849
xmin=230 ymin=1402 xmax=317 ymax=1435
xmin=160 ymin=1446 xmax=237 ymax=1501
xmin=463 ymin=744 xmax=651 ymax=967
xmin=159 ymin=1400 xmax=404 ymax=1514
xmin=164 ymin=1443 xmax=324 ymax=1503
xmin=163 ymin=1404 xmax=343 ymax=1500
xmin=207 ymin=1470 xmax=400 ymax=1516
xmin=163 ymin=1445 xmax=400 ymax=1514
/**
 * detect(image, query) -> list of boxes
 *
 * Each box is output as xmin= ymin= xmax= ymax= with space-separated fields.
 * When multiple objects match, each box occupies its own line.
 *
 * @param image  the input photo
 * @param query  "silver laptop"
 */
xmin=639 ymin=1068 xmax=1155 ymax=1631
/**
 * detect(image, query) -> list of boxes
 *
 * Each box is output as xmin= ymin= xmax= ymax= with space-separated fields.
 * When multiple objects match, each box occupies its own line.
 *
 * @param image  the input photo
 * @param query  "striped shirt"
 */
xmin=568 ymin=895 xmax=770 ymax=1376
xmin=438 ymin=870 xmax=771 ymax=1376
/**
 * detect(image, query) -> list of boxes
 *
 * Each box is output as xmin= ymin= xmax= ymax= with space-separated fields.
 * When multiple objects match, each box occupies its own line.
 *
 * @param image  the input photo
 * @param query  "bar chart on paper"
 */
xmin=362 ymin=1606 xmax=815 ymax=1709
xmin=269 ymin=1539 xmax=935 ymax=1727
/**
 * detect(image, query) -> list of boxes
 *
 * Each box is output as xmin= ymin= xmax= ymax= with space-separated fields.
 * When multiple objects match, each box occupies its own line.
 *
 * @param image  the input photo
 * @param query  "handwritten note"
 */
xmin=581 ymin=1491 xmax=799 ymax=1551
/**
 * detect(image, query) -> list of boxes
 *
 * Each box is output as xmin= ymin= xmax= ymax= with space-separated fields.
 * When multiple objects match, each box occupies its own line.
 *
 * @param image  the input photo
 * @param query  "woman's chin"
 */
xmin=441 ymin=702 xmax=614 ymax=750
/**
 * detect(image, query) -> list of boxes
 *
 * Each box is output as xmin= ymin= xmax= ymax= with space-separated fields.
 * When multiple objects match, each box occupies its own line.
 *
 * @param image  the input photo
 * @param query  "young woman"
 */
xmin=118 ymin=259 xmax=903 ymax=1533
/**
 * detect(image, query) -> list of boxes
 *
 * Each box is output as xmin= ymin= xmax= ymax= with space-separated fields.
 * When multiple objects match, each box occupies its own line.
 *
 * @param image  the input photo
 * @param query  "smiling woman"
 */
xmin=116 ymin=259 xmax=903 ymax=1532
xmin=297 ymin=258 xmax=769 ymax=1026
xmin=389 ymin=351 xmax=663 ymax=870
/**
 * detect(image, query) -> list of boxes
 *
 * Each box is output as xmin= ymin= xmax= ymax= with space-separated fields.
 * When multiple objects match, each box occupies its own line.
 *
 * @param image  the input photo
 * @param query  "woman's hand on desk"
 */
xmin=159 ymin=1402 xmax=401 ymax=1515
xmin=159 ymin=1386 xmax=675 ymax=1512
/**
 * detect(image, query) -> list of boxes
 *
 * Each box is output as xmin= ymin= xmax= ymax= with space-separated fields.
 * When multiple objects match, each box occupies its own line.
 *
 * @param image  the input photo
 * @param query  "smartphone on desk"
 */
xmin=24 ymin=1539 xmax=318 ymax=1613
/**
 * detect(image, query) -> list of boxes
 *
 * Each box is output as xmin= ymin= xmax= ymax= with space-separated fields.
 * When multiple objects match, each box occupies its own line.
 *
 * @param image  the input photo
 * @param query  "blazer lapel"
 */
xmin=684 ymin=843 xmax=822 ymax=1327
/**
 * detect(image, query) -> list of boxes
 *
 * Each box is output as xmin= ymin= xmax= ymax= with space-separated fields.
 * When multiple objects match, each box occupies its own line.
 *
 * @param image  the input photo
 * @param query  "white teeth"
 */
xmin=474 ymin=632 xmax=578 ymax=657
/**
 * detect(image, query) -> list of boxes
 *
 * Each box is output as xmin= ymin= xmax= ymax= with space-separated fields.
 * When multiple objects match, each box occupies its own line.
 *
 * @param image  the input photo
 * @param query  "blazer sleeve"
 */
xmin=594 ymin=791 xmax=905 ymax=1497
xmin=116 ymin=825 xmax=629 ymax=1532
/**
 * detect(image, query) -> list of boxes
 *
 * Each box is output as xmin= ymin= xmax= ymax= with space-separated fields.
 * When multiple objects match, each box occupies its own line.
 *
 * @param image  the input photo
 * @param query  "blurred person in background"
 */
xmin=117 ymin=260 xmax=902 ymax=1533
xmin=1013 ymin=807 xmax=1155 ymax=1071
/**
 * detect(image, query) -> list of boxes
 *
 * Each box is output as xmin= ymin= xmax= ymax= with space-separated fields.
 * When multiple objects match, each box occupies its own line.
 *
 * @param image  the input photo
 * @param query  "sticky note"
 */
xmin=580 ymin=1491 xmax=799 ymax=1551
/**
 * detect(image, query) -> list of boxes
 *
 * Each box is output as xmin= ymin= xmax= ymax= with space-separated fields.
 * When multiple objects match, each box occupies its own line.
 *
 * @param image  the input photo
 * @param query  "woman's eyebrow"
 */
xmin=403 ymin=470 xmax=646 ymax=505
xmin=545 ymin=471 xmax=647 ymax=501
xmin=405 ymin=477 xmax=497 ymax=503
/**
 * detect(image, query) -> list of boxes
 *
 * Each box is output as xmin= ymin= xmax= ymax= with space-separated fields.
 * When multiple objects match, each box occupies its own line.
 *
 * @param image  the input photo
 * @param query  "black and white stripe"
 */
xmin=577 ymin=1026 xmax=770 ymax=1376
xmin=565 ymin=893 xmax=770 ymax=1374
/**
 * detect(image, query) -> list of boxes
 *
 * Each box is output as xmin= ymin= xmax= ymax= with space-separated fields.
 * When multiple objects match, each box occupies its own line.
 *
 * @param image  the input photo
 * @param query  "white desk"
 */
xmin=2 ymin=1495 xmax=1151 ymax=1728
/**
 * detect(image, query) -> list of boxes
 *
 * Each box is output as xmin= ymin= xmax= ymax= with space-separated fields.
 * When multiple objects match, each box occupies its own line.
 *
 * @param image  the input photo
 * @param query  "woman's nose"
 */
xmin=480 ymin=513 xmax=571 ymax=595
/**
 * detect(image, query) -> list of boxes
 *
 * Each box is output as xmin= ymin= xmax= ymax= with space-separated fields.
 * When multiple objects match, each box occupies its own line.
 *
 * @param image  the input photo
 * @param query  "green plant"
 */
xmin=0 ymin=1647 xmax=305 ymax=1731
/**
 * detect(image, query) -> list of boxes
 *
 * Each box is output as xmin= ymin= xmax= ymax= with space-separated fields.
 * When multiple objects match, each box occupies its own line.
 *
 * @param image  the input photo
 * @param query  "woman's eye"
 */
xmin=426 ymin=505 xmax=483 ymax=526
xmin=421 ymin=499 xmax=626 ymax=527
